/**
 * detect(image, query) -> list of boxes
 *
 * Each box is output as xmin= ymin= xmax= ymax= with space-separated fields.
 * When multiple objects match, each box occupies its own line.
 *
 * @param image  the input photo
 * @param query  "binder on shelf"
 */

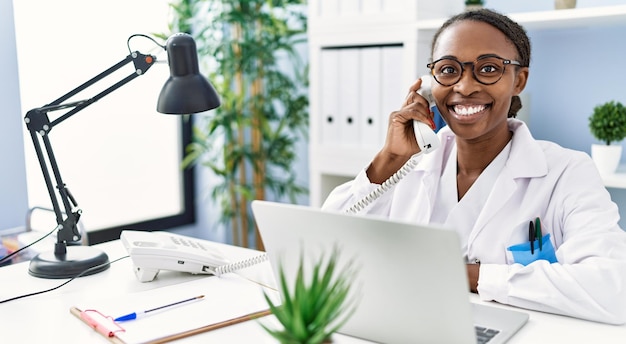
xmin=381 ymin=46 xmax=405 ymax=143
xmin=338 ymin=48 xmax=361 ymax=146
xmin=320 ymin=49 xmax=341 ymax=146
xmin=359 ymin=47 xmax=383 ymax=148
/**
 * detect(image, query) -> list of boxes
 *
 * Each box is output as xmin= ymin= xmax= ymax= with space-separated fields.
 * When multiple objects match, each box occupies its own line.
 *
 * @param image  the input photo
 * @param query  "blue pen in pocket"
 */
xmin=507 ymin=217 xmax=557 ymax=266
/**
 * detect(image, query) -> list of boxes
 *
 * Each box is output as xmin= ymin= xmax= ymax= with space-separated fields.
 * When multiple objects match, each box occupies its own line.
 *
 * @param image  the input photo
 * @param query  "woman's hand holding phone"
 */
xmin=366 ymin=77 xmax=439 ymax=184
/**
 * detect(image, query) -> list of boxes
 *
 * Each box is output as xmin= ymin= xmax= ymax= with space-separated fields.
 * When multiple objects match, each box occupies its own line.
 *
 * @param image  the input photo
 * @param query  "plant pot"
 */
xmin=591 ymin=144 xmax=622 ymax=175
xmin=555 ymin=0 xmax=576 ymax=9
xmin=465 ymin=5 xmax=483 ymax=11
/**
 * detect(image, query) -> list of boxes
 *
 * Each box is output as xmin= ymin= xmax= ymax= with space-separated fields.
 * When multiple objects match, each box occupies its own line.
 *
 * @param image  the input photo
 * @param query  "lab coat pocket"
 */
xmin=506 ymin=233 xmax=557 ymax=266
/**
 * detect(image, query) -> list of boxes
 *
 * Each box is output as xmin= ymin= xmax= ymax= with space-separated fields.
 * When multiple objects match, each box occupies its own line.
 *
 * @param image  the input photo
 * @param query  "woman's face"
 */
xmin=431 ymin=20 xmax=528 ymax=142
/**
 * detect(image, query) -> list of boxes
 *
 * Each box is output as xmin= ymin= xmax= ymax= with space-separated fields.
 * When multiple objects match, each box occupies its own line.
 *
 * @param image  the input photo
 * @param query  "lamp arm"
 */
xmin=23 ymin=51 xmax=157 ymax=254
xmin=26 ymin=130 xmax=78 ymax=245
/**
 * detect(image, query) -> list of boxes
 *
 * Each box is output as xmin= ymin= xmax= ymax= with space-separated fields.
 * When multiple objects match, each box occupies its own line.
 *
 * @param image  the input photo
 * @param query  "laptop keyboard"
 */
xmin=475 ymin=326 xmax=500 ymax=344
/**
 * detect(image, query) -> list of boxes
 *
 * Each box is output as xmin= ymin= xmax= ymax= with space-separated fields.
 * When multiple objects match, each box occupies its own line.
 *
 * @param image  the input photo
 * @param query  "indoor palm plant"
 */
xmin=166 ymin=0 xmax=309 ymax=249
xmin=262 ymin=248 xmax=359 ymax=344
xmin=588 ymin=100 xmax=626 ymax=174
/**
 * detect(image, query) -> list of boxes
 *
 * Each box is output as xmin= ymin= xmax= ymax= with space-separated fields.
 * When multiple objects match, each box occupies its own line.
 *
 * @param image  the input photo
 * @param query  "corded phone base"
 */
xmin=120 ymin=230 xmax=267 ymax=282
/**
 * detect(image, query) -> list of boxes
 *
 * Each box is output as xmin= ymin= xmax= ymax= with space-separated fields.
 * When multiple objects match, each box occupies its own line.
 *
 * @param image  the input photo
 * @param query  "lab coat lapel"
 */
xmin=410 ymin=130 xmax=453 ymax=223
xmin=468 ymin=120 xmax=547 ymax=242
xmin=469 ymin=166 xmax=518 ymax=242
xmin=404 ymin=127 xmax=454 ymax=223
xmin=411 ymin=154 xmax=443 ymax=223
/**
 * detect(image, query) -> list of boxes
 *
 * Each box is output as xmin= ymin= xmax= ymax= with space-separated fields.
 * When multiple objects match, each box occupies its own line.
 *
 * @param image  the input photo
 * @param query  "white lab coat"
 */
xmin=322 ymin=119 xmax=626 ymax=324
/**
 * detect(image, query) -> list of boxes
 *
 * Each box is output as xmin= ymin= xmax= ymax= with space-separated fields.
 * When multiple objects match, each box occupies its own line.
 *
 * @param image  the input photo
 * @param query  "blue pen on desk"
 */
xmin=114 ymin=295 xmax=205 ymax=322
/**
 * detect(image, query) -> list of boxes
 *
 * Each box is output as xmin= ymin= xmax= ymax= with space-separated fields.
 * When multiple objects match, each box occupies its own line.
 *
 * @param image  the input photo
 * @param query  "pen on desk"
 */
xmin=114 ymin=295 xmax=205 ymax=321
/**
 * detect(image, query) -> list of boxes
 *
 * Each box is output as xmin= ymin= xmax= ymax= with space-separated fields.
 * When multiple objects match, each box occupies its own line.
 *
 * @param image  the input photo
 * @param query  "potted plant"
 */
xmin=588 ymin=100 xmax=626 ymax=175
xmin=261 ymin=248 xmax=359 ymax=344
xmin=465 ymin=0 xmax=484 ymax=11
xmin=555 ymin=0 xmax=576 ymax=10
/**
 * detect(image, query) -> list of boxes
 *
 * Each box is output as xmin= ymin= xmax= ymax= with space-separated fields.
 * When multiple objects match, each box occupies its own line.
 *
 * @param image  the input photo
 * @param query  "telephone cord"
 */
xmin=214 ymin=253 xmax=268 ymax=277
xmin=346 ymin=153 xmax=421 ymax=214
xmin=216 ymin=152 xmax=421 ymax=275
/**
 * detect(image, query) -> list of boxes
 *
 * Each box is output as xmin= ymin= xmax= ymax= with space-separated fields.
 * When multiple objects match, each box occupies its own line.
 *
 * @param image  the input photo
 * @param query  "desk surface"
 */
xmin=1 ymin=237 xmax=625 ymax=343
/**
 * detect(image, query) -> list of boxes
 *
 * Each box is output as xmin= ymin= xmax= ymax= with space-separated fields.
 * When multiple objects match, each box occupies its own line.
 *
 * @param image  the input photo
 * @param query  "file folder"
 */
xmin=338 ymin=48 xmax=361 ymax=146
xmin=320 ymin=49 xmax=341 ymax=145
xmin=359 ymin=47 xmax=383 ymax=148
xmin=381 ymin=46 xmax=404 ymax=143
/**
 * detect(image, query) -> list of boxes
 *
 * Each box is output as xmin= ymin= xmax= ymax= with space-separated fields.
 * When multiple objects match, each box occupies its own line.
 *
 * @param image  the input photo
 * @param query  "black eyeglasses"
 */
xmin=426 ymin=54 xmax=522 ymax=86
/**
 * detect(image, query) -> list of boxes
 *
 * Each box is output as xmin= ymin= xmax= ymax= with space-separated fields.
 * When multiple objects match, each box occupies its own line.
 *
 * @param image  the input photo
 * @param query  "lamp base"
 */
xmin=28 ymin=246 xmax=110 ymax=279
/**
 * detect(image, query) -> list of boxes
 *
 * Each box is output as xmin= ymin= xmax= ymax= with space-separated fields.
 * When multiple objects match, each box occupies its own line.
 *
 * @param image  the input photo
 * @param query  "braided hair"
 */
xmin=431 ymin=9 xmax=531 ymax=118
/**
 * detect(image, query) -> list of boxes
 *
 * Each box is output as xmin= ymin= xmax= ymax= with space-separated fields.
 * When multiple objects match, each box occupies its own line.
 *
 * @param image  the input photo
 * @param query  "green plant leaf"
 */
xmin=263 ymin=247 xmax=360 ymax=343
xmin=589 ymin=101 xmax=626 ymax=145
xmin=292 ymin=261 xmax=308 ymax=339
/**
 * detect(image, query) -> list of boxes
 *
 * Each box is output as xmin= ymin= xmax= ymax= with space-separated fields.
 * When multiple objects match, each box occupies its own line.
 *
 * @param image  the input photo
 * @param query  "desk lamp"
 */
xmin=23 ymin=33 xmax=220 ymax=279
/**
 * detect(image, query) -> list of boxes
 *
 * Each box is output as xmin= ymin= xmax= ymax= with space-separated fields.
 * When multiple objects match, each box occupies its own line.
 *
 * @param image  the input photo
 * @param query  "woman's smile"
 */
xmin=449 ymin=103 xmax=491 ymax=123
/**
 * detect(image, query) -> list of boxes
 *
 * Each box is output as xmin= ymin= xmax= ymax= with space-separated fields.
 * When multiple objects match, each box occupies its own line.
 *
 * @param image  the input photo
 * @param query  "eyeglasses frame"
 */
xmin=426 ymin=54 xmax=522 ymax=86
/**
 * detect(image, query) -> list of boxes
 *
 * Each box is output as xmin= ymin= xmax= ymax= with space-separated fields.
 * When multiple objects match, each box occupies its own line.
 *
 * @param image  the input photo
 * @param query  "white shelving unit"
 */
xmin=601 ymin=165 xmax=626 ymax=189
xmin=308 ymin=2 xmax=626 ymax=206
xmin=416 ymin=4 xmax=626 ymax=31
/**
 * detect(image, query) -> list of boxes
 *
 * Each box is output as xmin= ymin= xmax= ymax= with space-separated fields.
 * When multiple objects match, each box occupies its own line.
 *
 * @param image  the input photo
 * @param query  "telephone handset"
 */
xmin=346 ymin=75 xmax=441 ymax=214
xmin=413 ymin=75 xmax=439 ymax=154
xmin=120 ymin=230 xmax=267 ymax=282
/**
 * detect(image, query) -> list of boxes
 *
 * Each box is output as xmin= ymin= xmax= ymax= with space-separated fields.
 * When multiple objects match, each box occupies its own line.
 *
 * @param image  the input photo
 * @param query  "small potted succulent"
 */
xmin=261 ymin=248 xmax=358 ymax=344
xmin=588 ymin=100 xmax=626 ymax=175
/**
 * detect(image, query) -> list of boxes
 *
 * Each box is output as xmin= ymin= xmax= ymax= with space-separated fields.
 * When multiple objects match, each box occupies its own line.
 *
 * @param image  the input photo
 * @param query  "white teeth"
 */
xmin=453 ymin=105 xmax=486 ymax=116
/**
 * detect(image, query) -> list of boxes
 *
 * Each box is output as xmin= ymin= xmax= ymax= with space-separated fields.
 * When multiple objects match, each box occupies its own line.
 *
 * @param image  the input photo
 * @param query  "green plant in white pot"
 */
xmin=464 ymin=0 xmax=484 ymax=11
xmin=588 ymin=100 xmax=626 ymax=175
xmin=261 ymin=248 xmax=359 ymax=344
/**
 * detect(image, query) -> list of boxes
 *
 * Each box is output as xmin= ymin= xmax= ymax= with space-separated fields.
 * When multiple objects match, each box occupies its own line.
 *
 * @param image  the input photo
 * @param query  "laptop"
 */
xmin=251 ymin=200 xmax=528 ymax=344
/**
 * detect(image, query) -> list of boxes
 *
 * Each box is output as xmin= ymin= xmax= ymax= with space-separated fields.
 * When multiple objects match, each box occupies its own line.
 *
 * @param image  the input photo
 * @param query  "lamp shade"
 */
xmin=157 ymin=33 xmax=221 ymax=114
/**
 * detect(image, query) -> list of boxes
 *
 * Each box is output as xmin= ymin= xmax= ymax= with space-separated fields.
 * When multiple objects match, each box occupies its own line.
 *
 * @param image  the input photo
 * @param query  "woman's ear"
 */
xmin=513 ymin=67 xmax=529 ymax=96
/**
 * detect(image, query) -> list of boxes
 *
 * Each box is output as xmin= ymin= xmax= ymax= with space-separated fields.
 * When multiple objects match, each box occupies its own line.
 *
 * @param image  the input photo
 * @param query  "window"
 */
xmin=13 ymin=0 xmax=194 ymax=244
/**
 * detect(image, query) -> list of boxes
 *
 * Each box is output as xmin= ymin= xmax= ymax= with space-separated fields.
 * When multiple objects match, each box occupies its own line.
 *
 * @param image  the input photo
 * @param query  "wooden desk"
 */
xmin=0 ymin=237 xmax=624 ymax=343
